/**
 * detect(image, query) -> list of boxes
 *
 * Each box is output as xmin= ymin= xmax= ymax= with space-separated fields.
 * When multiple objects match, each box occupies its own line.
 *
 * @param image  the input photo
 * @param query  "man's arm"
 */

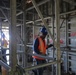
xmin=46 ymin=44 xmax=53 ymax=49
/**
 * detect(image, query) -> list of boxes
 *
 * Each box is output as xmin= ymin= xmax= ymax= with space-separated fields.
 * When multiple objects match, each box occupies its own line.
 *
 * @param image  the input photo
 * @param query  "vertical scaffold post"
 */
xmin=55 ymin=0 xmax=61 ymax=75
xmin=22 ymin=0 xmax=28 ymax=68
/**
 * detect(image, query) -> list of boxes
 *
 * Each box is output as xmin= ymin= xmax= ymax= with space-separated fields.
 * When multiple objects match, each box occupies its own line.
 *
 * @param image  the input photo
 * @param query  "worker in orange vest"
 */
xmin=33 ymin=27 xmax=53 ymax=75
xmin=1 ymin=34 xmax=8 ymax=62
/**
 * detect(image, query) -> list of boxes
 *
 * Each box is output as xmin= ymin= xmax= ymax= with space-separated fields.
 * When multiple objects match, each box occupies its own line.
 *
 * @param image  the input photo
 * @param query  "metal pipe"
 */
xmin=26 ymin=16 xmax=51 ymax=24
xmin=0 ymin=16 xmax=6 ymax=19
xmin=0 ymin=18 xmax=3 ymax=62
xmin=55 ymin=0 xmax=61 ymax=75
xmin=51 ymin=0 xmax=55 ymax=75
xmin=60 ymin=19 xmax=65 ymax=28
xmin=22 ymin=1 xmax=28 ymax=67
xmin=0 ymin=8 xmax=10 ymax=25
xmin=0 ymin=60 xmax=11 ymax=70
xmin=31 ymin=0 xmax=57 ymax=46
xmin=16 ymin=11 xmax=23 ymax=16
xmin=63 ymin=0 xmax=76 ymax=6
xmin=61 ymin=50 xmax=76 ymax=53
xmin=17 ymin=9 xmax=76 ymax=23
xmin=26 ymin=9 xmax=76 ymax=24
xmin=65 ymin=16 xmax=69 ymax=72
xmin=26 ymin=0 xmax=50 ymax=11
xmin=25 ymin=60 xmax=60 ymax=71
xmin=0 ymin=6 xmax=22 ymax=11
xmin=16 ymin=0 xmax=50 ymax=16
xmin=60 ymin=10 xmax=76 ymax=15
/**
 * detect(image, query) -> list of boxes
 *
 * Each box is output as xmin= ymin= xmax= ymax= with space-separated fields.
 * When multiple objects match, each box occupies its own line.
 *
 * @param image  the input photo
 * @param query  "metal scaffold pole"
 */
xmin=25 ymin=60 xmax=58 ymax=71
xmin=10 ymin=0 xmax=17 ymax=75
xmin=51 ymin=0 xmax=55 ymax=75
xmin=55 ymin=0 xmax=61 ymax=75
xmin=22 ymin=0 xmax=28 ymax=68
xmin=23 ymin=11 xmax=28 ymax=68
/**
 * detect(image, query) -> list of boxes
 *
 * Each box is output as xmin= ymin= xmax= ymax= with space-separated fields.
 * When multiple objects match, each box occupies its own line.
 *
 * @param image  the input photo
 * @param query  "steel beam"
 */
xmin=55 ymin=0 xmax=61 ymax=75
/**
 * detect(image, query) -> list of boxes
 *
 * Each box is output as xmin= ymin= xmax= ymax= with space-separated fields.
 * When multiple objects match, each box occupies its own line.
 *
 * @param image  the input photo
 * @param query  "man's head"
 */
xmin=40 ymin=27 xmax=48 ymax=39
xmin=2 ymin=34 xmax=5 ymax=39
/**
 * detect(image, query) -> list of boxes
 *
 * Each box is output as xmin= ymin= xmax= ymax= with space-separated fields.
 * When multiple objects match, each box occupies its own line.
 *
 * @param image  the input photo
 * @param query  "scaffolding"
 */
xmin=9 ymin=0 xmax=61 ymax=75
xmin=0 ymin=0 xmax=76 ymax=75
xmin=8 ymin=0 xmax=76 ymax=75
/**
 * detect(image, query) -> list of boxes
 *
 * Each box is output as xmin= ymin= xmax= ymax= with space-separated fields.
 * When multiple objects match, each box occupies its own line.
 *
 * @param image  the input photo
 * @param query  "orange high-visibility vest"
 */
xmin=33 ymin=37 xmax=47 ymax=60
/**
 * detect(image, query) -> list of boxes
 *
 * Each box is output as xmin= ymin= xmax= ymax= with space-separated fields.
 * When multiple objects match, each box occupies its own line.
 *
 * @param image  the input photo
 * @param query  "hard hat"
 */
xmin=40 ymin=27 xmax=48 ymax=35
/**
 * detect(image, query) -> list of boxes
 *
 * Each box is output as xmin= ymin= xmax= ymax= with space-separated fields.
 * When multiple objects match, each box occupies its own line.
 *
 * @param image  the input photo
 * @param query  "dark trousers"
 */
xmin=33 ymin=59 xmax=46 ymax=75
xmin=2 ymin=48 xmax=7 ymax=62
